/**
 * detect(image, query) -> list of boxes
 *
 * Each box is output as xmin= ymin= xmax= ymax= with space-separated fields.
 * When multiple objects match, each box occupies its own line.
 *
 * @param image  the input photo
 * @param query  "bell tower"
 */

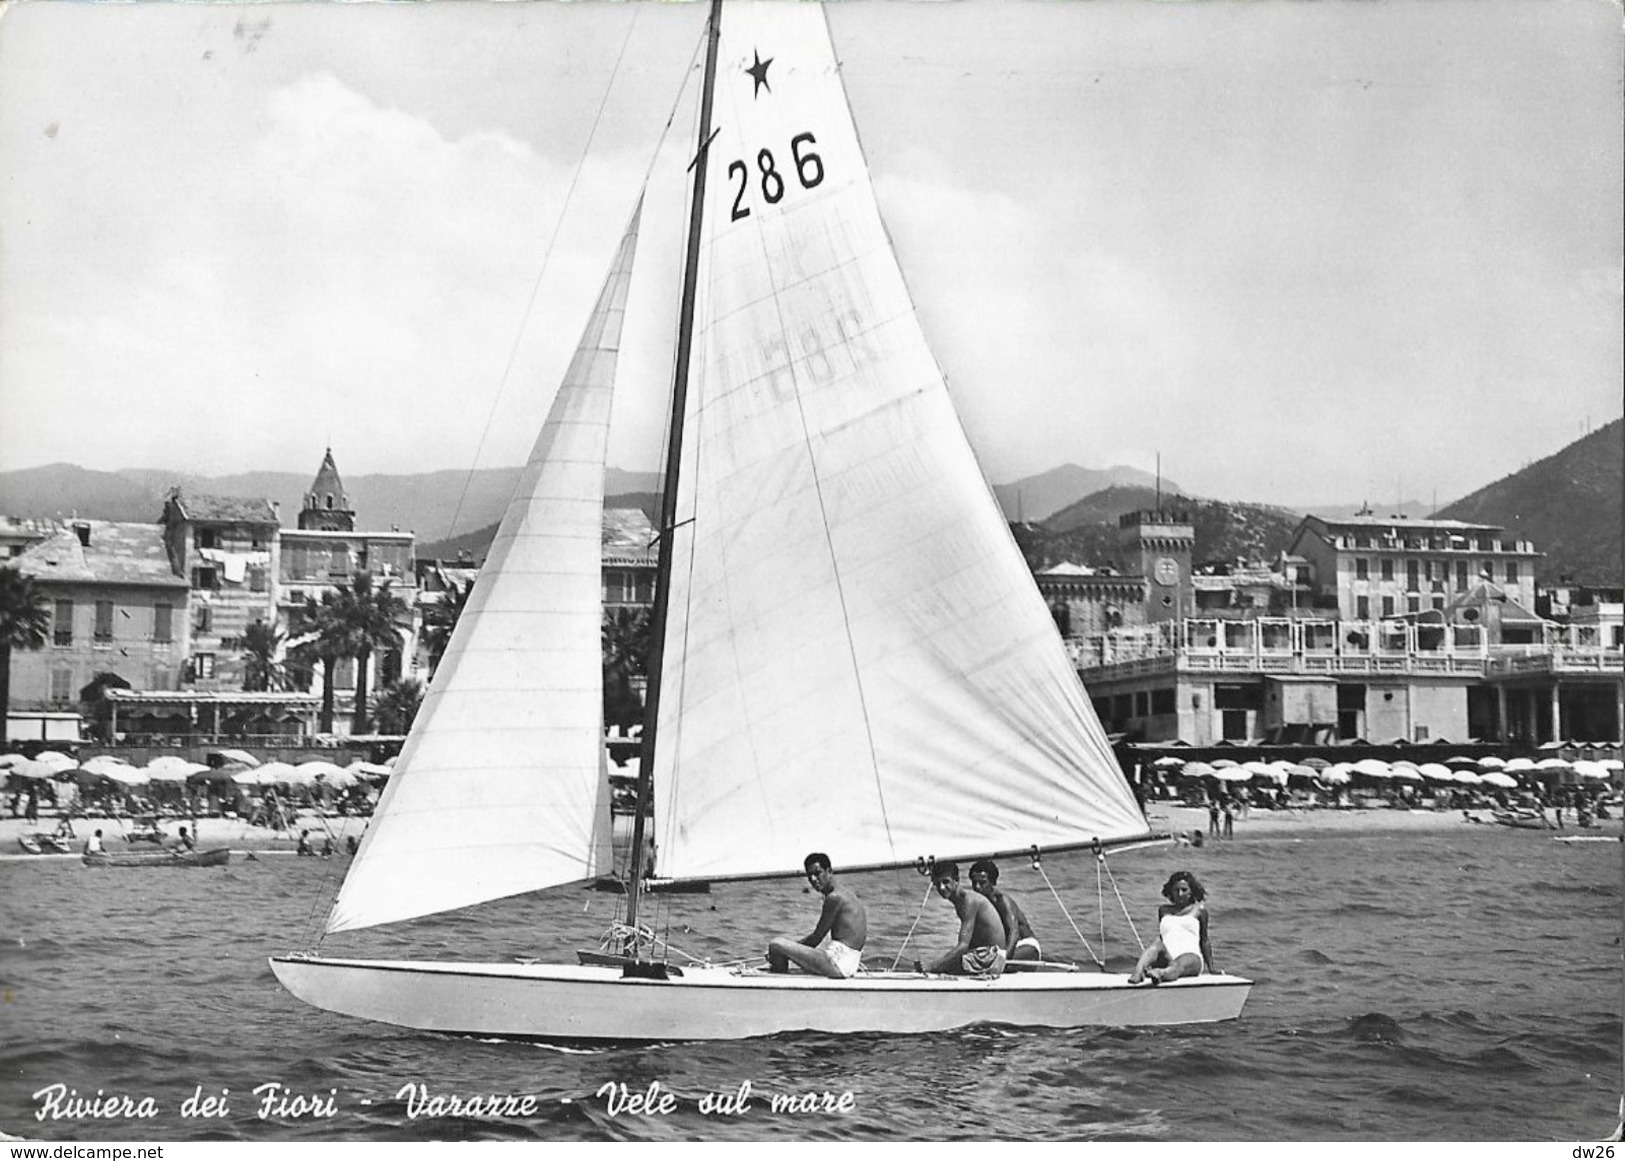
xmin=298 ymin=447 xmax=356 ymax=532
xmin=1117 ymin=509 xmax=1194 ymax=623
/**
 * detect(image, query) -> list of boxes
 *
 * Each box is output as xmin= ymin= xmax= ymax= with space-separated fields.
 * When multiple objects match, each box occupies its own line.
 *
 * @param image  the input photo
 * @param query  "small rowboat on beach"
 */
xmin=82 ymin=847 xmax=231 ymax=868
xmin=18 ymin=833 xmax=74 ymax=855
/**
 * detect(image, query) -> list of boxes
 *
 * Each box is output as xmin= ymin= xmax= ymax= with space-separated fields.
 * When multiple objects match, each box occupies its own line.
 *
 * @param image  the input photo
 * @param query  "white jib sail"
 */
xmin=652 ymin=4 xmax=1146 ymax=883
xmin=326 ymin=202 xmax=642 ymax=933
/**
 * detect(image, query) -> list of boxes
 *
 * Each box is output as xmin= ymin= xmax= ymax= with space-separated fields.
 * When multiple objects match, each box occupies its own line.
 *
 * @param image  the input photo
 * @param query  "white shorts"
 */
xmin=825 ymin=939 xmax=861 ymax=979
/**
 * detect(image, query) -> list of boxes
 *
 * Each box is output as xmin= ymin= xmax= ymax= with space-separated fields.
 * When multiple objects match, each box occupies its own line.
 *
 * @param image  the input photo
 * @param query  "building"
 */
xmin=1 ymin=516 xmax=57 ymax=560
xmin=1069 ymin=510 xmax=1623 ymax=747
xmin=1289 ymin=512 xmax=1539 ymax=623
xmin=160 ymin=489 xmax=281 ymax=690
xmin=8 ymin=519 xmax=193 ymax=710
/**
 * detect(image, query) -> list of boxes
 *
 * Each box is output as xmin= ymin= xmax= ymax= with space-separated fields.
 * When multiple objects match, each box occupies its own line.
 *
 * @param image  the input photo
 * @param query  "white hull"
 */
xmin=270 ymin=956 xmax=1251 ymax=1042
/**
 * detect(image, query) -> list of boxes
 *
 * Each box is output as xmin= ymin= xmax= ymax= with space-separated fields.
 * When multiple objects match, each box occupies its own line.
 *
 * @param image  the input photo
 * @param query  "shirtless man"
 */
xmin=766 ymin=852 xmax=867 ymax=979
xmin=969 ymin=858 xmax=1040 ymax=962
xmin=925 ymin=861 xmax=1007 ymax=977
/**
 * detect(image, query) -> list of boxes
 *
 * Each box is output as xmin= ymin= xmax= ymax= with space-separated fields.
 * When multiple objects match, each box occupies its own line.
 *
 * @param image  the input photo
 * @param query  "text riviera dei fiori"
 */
xmin=31 ymin=1080 xmax=856 ymax=1122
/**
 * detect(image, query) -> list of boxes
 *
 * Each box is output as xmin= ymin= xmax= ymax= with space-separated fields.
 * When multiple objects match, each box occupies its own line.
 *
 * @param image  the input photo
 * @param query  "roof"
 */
xmin=1302 ymin=513 xmax=1504 ymax=534
xmin=305 ymin=447 xmax=350 ymax=510
xmin=11 ymin=521 xmax=188 ymax=588
xmin=602 ymin=508 xmax=656 ymax=563
xmin=1444 ymin=581 xmax=1548 ymax=626
xmin=165 ymin=490 xmax=279 ymax=525
xmin=1036 ymin=562 xmax=1098 ymax=577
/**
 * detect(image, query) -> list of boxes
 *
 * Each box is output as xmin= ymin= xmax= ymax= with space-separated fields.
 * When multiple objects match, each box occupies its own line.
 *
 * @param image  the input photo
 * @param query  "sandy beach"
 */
xmin=4 ymin=798 xmax=1617 ymax=859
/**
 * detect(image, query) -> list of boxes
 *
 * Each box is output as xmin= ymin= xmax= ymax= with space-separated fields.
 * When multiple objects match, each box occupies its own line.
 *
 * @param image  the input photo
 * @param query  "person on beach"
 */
xmin=1222 ymin=800 xmax=1234 ymax=839
xmin=84 ymin=829 xmax=104 ymax=854
xmin=1207 ymin=798 xmax=1220 ymax=838
xmin=766 ymin=852 xmax=867 ymax=979
xmin=970 ymin=858 xmax=1041 ymax=961
xmin=1128 ymin=870 xmax=1216 ymax=985
xmin=923 ymin=861 xmax=1007 ymax=977
xmin=296 ymin=829 xmax=314 ymax=856
xmin=174 ymin=825 xmax=195 ymax=852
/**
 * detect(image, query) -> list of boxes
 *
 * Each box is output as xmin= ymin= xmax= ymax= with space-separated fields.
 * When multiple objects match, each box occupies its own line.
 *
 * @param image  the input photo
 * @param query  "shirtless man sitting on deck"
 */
xmin=925 ymin=861 xmax=1008 ymax=978
xmin=766 ymin=852 xmax=868 ymax=979
xmin=970 ymin=858 xmax=1041 ymax=962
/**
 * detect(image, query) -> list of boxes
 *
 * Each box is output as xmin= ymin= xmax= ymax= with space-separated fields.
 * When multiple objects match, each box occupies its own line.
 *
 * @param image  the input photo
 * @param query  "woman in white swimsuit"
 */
xmin=1127 ymin=870 xmax=1216 ymax=985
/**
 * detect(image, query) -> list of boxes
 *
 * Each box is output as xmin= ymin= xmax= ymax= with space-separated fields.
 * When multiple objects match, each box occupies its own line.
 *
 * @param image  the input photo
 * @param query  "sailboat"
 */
xmin=271 ymin=0 xmax=1251 ymax=1042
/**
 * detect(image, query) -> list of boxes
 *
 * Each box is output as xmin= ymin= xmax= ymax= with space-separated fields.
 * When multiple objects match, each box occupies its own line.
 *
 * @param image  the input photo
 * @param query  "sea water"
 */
xmin=1 ymin=825 xmax=1619 ymax=1141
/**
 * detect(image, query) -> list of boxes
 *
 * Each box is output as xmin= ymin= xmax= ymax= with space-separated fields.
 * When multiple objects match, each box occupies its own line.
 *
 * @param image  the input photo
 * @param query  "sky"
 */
xmin=0 ymin=0 xmax=1619 ymax=509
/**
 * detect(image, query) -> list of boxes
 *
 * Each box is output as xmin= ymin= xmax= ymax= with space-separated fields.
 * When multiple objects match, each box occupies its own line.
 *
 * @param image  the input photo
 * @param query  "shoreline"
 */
xmin=4 ymin=800 xmax=1618 ymax=860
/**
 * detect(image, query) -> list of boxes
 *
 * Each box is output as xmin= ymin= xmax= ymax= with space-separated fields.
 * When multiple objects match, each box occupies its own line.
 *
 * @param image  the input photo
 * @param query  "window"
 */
xmin=331 ymin=545 xmax=351 ymax=577
xmin=248 ymin=567 xmax=266 ymax=593
xmin=1432 ymin=596 xmax=1445 ymax=610
xmin=1381 ymin=596 xmax=1395 ymax=617
xmin=1505 ymin=562 xmax=1519 ymax=583
xmin=1380 ymin=559 xmax=1394 ymax=581
xmin=195 ymin=605 xmax=212 ymax=633
xmin=1407 ymin=596 xmax=1420 ymax=613
xmin=191 ymin=566 xmax=219 ymax=590
xmin=94 ymin=599 xmax=114 ymax=643
xmin=1133 ymin=690 xmax=1150 ymax=717
xmin=1355 ymin=559 xmax=1369 ymax=580
xmin=192 ymin=653 xmax=215 ymax=680
xmin=1456 ymin=561 xmax=1469 ymax=590
xmin=1356 ymin=596 xmax=1370 ymax=619
xmin=1214 ymin=684 xmax=1262 ymax=710
xmin=196 ymin=530 xmax=218 ymax=549
xmin=154 ymin=603 xmax=173 ymax=643
xmin=1405 ymin=561 xmax=1419 ymax=591
xmin=1151 ymin=687 xmax=1176 ymax=715
xmin=53 ymin=599 xmax=73 ymax=646
xmin=50 ymin=668 xmax=73 ymax=703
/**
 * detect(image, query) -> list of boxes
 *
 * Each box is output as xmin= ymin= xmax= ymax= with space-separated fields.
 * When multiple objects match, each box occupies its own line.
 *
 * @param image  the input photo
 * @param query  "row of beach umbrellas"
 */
xmin=1149 ymin=753 xmax=1622 ymax=789
xmin=0 ymin=750 xmax=394 ymax=790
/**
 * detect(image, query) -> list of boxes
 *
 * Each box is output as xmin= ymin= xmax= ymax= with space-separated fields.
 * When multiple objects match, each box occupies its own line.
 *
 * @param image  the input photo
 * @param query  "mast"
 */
xmin=626 ymin=0 xmax=723 ymax=944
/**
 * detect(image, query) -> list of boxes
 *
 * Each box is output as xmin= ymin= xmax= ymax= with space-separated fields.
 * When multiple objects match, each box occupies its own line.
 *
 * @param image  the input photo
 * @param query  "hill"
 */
xmin=417 ymin=492 xmax=661 ymax=563
xmin=1018 ymin=486 xmax=1304 ymax=574
xmin=991 ymin=464 xmax=1174 ymax=523
xmin=0 ymin=464 xmax=662 ymax=543
xmin=1435 ymin=418 xmax=1623 ymax=584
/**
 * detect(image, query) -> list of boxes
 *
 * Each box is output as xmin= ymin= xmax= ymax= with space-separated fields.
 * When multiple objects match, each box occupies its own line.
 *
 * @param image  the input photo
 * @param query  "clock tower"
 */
xmin=1117 ymin=509 xmax=1194 ymax=624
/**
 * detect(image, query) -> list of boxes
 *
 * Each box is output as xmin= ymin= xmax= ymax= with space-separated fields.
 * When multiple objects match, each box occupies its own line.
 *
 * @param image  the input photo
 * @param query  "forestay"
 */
xmin=652 ymin=4 xmax=1145 ymax=882
xmin=325 ymin=203 xmax=645 ymax=933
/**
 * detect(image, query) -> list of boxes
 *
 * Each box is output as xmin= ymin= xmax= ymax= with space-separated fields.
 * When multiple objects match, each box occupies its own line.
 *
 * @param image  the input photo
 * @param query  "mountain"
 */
xmin=0 ymin=463 xmax=663 ymax=544
xmin=991 ymin=464 xmax=1175 ymax=523
xmin=1435 ymin=419 xmax=1623 ymax=584
xmin=1017 ymin=485 xmax=1304 ymax=574
xmin=417 ymin=492 xmax=661 ymax=563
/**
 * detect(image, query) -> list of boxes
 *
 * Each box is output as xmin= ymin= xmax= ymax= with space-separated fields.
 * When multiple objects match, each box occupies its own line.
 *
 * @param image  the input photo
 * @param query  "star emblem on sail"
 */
xmin=747 ymin=49 xmax=773 ymax=97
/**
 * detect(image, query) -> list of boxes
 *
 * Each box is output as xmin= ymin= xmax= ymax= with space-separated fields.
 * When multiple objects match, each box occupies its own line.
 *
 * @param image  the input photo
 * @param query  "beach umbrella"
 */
xmin=1445 ymin=756 xmax=1480 ymax=768
xmin=1481 ymin=771 xmax=1518 ymax=789
xmin=1451 ymin=769 xmax=1482 ymax=785
xmin=1534 ymin=757 xmax=1572 ymax=773
xmin=187 ymin=765 xmax=241 ymax=787
xmin=209 ymin=748 xmax=260 ymax=767
xmin=146 ymin=755 xmax=208 ymax=779
xmin=1241 ymin=760 xmax=1275 ymax=780
xmin=1477 ymin=756 xmax=1507 ymax=770
xmin=1151 ymin=756 xmax=1186 ymax=768
xmin=6 ymin=758 xmax=59 ymax=781
xmin=1417 ymin=763 xmax=1455 ymax=783
xmin=1318 ymin=765 xmax=1352 ymax=785
xmin=1387 ymin=764 xmax=1423 ymax=783
xmin=1600 ymin=759 xmax=1623 ymax=772
xmin=80 ymin=755 xmax=134 ymax=776
xmin=32 ymin=751 xmax=78 ymax=771
xmin=1571 ymin=760 xmax=1610 ymax=781
xmin=1210 ymin=759 xmax=1239 ymax=768
xmin=346 ymin=760 xmax=392 ymax=779
xmin=1502 ymin=757 xmax=1537 ymax=773
xmin=1179 ymin=761 xmax=1216 ymax=779
xmin=252 ymin=761 xmax=301 ymax=786
xmin=1212 ymin=766 xmax=1251 ymax=783
xmin=102 ymin=766 xmax=151 ymax=786
xmin=1352 ymin=758 xmax=1392 ymax=778
xmin=296 ymin=759 xmax=348 ymax=780
xmin=0 ymin=753 xmax=29 ymax=769
xmin=1299 ymin=757 xmax=1330 ymax=770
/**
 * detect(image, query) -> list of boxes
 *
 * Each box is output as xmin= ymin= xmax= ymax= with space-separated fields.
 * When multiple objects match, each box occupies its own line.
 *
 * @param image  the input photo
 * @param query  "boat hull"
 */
xmin=83 ymin=848 xmax=231 ymax=867
xmin=269 ymin=956 xmax=1251 ymax=1042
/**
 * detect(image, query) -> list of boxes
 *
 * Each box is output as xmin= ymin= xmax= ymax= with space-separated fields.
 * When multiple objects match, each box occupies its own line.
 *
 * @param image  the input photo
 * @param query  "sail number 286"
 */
xmin=728 ymin=133 xmax=824 ymax=221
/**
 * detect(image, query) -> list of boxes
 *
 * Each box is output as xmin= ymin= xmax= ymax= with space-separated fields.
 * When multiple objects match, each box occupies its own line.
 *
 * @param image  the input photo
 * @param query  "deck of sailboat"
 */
xmin=269 ymin=954 xmax=1252 ymax=1041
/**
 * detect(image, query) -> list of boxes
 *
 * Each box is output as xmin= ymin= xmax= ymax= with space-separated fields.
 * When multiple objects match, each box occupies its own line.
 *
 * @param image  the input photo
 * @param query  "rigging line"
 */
xmin=438 ymin=5 xmax=658 ymax=547
xmin=1034 ymin=860 xmax=1105 ymax=970
xmin=888 ymin=879 xmax=937 ymax=972
xmin=1098 ymin=847 xmax=1144 ymax=950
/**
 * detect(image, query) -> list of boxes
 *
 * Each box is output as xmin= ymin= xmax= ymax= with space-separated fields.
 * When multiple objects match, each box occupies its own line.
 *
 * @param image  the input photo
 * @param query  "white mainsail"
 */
xmin=326 ymin=202 xmax=644 ymax=933
xmin=652 ymin=4 xmax=1146 ymax=882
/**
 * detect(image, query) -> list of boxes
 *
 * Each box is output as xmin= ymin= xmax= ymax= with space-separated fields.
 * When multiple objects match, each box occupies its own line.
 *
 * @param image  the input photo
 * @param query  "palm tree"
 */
xmin=372 ymin=677 xmax=424 ymax=736
xmin=241 ymin=619 xmax=286 ymax=692
xmin=602 ymin=606 xmax=650 ymax=733
xmin=0 ymin=567 xmax=51 ymax=745
xmin=329 ymin=571 xmax=409 ymax=735
xmin=288 ymin=593 xmax=351 ymax=734
xmin=420 ymin=569 xmax=475 ymax=676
